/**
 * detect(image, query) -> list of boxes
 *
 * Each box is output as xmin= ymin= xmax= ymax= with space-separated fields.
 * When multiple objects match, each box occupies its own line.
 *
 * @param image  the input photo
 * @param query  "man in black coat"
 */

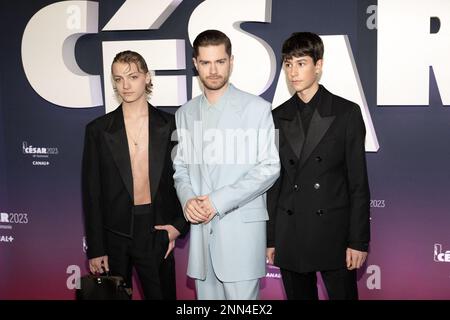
xmin=267 ymin=32 xmax=370 ymax=300
xmin=82 ymin=51 xmax=188 ymax=299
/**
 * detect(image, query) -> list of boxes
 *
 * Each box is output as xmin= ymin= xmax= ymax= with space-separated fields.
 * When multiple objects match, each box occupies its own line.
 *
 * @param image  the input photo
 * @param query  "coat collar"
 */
xmin=277 ymin=85 xmax=334 ymax=120
xmin=186 ymin=83 xmax=245 ymax=118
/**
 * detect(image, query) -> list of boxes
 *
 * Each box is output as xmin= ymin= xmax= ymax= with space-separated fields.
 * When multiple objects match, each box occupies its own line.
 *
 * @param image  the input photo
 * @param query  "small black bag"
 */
xmin=76 ymin=273 xmax=132 ymax=300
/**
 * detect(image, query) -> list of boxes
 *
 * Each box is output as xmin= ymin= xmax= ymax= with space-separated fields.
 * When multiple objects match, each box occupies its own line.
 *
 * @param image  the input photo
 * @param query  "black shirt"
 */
xmin=294 ymin=85 xmax=322 ymax=134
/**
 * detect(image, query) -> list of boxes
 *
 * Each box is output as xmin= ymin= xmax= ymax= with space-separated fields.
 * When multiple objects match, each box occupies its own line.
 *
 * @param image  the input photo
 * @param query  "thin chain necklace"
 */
xmin=128 ymin=116 xmax=146 ymax=148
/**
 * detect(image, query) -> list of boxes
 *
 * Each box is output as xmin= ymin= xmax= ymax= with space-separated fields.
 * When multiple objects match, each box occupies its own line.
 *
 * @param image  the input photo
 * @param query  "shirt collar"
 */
xmin=201 ymin=83 xmax=231 ymax=112
xmin=294 ymin=85 xmax=322 ymax=111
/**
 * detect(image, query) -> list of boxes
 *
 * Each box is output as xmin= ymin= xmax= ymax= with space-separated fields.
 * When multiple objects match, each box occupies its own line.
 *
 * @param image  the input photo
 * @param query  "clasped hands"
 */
xmin=184 ymin=195 xmax=217 ymax=224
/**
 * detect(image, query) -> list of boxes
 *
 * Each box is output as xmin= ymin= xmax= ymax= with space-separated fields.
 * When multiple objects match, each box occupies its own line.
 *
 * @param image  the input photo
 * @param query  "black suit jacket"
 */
xmin=82 ymin=103 xmax=188 ymax=259
xmin=267 ymin=85 xmax=370 ymax=273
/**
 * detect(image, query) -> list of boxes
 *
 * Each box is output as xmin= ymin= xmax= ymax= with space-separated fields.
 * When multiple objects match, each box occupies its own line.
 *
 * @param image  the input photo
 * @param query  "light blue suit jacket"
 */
xmin=173 ymin=84 xmax=280 ymax=282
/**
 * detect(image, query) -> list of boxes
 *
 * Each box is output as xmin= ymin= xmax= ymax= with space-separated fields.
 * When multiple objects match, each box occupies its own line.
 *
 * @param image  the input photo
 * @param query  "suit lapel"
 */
xmin=186 ymin=97 xmax=213 ymax=190
xmin=276 ymin=96 xmax=305 ymax=182
xmin=217 ymin=84 xmax=244 ymax=130
xmin=149 ymin=104 xmax=170 ymax=201
xmin=104 ymin=106 xmax=133 ymax=198
xmin=206 ymin=84 xmax=241 ymax=188
xmin=279 ymin=101 xmax=305 ymax=159
xmin=298 ymin=87 xmax=336 ymax=168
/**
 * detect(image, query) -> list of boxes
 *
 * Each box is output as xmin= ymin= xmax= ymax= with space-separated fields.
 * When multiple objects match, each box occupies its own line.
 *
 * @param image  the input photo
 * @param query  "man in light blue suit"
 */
xmin=173 ymin=30 xmax=280 ymax=300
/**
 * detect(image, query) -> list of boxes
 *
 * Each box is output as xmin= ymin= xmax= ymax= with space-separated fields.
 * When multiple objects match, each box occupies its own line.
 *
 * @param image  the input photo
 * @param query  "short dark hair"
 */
xmin=193 ymin=29 xmax=232 ymax=58
xmin=282 ymin=32 xmax=324 ymax=64
xmin=112 ymin=50 xmax=152 ymax=95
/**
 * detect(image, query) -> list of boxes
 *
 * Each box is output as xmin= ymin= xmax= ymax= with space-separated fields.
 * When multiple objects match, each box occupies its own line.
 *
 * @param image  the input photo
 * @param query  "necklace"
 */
xmin=129 ymin=116 xmax=146 ymax=147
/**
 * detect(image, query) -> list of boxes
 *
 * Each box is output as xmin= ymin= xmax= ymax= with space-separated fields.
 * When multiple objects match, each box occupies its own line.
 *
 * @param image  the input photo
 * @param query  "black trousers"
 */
xmin=105 ymin=204 xmax=175 ymax=300
xmin=281 ymin=267 xmax=358 ymax=300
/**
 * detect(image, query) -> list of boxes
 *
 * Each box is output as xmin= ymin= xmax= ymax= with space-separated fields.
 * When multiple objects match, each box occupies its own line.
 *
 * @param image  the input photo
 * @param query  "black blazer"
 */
xmin=82 ymin=103 xmax=188 ymax=259
xmin=267 ymin=85 xmax=370 ymax=273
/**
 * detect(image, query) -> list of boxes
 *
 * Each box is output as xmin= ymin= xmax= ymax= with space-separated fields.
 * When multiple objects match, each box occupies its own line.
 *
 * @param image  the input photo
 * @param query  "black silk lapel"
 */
xmin=149 ymin=106 xmax=171 ymax=201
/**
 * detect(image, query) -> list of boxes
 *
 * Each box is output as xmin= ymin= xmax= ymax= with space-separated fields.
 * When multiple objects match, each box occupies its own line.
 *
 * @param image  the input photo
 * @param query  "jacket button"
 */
xmin=316 ymin=209 xmax=324 ymax=216
xmin=287 ymin=210 xmax=294 ymax=215
xmin=314 ymin=183 xmax=320 ymax=190
xmin=294 ymin=184 xmax=299 ymax=191
xmin=315 ymin=156 xmax=322 ymax=162
xmin=289 ymin=159 xmax=295 ymax=165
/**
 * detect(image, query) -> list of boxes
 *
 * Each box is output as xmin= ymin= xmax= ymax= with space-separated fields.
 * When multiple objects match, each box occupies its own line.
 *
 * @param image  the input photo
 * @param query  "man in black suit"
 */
xmin=82 ymin=50 xmax=188 ymax=299
xmin=266 ymin=32 xmax=370 ymax=300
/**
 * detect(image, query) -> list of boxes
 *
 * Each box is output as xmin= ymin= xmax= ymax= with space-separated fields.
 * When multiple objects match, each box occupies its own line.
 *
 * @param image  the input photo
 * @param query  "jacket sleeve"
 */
xmin=82 ymin=123 xmax=106 ymax=259
xmin=168 ymin=119 xmax=190 ymax=236
xmin=266 ymin=170 xmax=283 ymax=247
xmin=345 ymin=105 xmax=371 ymax=252
xmin=266 ymin=114 xmax=282 ymax=247
xmin=172 ymin=110 xmax=197 ymax=218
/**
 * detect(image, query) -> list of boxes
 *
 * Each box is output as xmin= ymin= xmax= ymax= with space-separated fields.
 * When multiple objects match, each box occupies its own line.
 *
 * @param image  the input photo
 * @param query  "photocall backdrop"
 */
xmin=0 ymin=0 xmax=449 ymax=299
